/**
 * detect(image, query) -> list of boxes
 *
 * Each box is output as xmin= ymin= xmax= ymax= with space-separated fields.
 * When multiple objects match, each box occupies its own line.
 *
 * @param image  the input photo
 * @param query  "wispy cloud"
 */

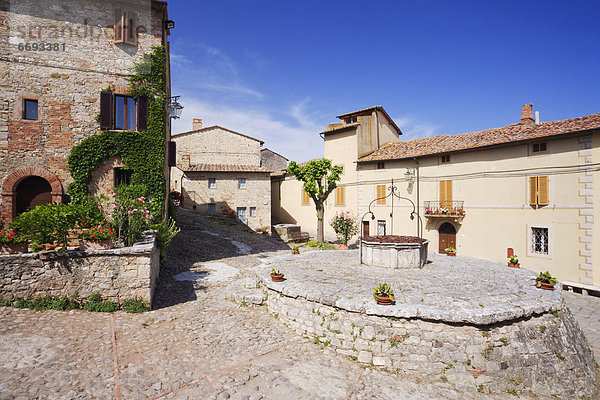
xmin=394 ymin=115 xmax=441 ymax=140
xmin=170 ymin=45 xmax=261 ymax=99
xmin=171 ymin=99 xmax=324 ymax=163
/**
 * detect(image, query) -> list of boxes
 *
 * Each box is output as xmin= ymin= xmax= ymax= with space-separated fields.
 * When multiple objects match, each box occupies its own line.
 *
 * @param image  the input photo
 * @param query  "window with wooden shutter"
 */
xmin=114 ymin=10 xmax=138 ymax=45
xmin=376 ymin=185 xmax=386 ymax=204
xmin=439 ymin=180 xmax=452 ymax=209
xmin=167 ymin=141 xmax=176 ymax=166
xmin=100 ymin=91 xmax=113 ymax=130
xmin=530 ymin=176 xmax=549 ymax=206
xmin=336 ymin=187 xmax=345 ymax=205
xmin=136 ymin=95 xmax=148 ymax=131
xmin=302 ymin=190 xmax=310 ymax=205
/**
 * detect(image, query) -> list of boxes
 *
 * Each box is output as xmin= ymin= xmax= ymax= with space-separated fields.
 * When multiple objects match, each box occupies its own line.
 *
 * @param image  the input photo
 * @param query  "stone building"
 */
xmin=275 ymin=105 xmax=600 ymax=288
xmin=260 ymin=148 xmax=288 ymax=173
xmin=171 ymin=119 xmax=272 ymax=233
xmin=0 ymin=0 xmax=172 ymax=225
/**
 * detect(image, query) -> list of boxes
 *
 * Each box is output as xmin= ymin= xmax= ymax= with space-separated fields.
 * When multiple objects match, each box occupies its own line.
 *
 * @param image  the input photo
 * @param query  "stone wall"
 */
xmin=180 ymin=171 xmax=272 ymax=233
xmin=260 ymin=148 xmax=287 ymax=173
xmin=266 ymin=290 xmax=597 ymax=398
xmin=0 ymin=232 xmax=159 ymax=305
xmin=174 ymin=126 xmax=262 ymax=167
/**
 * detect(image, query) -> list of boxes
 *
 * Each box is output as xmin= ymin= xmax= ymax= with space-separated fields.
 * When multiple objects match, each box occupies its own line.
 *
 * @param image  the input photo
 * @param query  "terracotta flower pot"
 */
xmin=0 ymin=243 xmax=28 ymax=254
xmin=536 ymin=281 xmax=555 ymax=290
xmin=374 ymin=294 xmax=394 ymax=305
xmin=508 ymin=262 xmax=520 ymax=268
xmin=82 ymin=238 xmax=113 ymax=250
xmin=446 ymin=252 xmax=456 ymax=257
xmin=270 ymin=273 xmax=285 ymax=282
xmin=337 ymin=244 xmax=349 ymax=250
xmin=291 ymin=250 xmax=299 ymax=255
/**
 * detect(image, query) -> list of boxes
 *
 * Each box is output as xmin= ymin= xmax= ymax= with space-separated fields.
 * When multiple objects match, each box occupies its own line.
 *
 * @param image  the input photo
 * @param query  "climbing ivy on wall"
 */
xmin=67 ymin=46 xmax=167 ymax=207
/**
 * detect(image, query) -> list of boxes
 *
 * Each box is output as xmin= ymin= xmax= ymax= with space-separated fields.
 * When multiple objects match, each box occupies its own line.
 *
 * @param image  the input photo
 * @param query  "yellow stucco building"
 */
xmin=273 ymin=105 xmax=600 ymax=287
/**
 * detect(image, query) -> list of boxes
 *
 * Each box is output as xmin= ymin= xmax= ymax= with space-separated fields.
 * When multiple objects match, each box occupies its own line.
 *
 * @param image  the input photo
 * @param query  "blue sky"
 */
xmin=169 ymin=0 xmax=600 ymax=162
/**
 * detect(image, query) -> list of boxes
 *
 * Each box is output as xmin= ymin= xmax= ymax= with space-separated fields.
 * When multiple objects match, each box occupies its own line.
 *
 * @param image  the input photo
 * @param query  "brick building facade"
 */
xmin=0 ymin=0 xmax=171 ymax=225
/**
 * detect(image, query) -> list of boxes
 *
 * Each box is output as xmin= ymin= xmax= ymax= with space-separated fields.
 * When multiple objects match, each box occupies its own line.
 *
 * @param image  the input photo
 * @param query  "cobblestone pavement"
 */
xmin=0 ymin=211 xmax=598 ymax=399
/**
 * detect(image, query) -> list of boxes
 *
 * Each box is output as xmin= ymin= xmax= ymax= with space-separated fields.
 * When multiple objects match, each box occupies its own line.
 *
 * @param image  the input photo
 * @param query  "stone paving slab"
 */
xmin=0 ymin=211 xmax=596 ymax=400
xmin=256 ymin=250 xmax=562 ymax=325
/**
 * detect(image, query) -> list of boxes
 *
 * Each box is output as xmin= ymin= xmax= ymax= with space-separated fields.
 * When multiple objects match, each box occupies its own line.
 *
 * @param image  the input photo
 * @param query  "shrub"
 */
xmin=329 ymin=211 xmax=359 ymax=245
xmin=83 ymin=301 xmax=119 ymax=312
xmin=122 ymin=298 xmax=149 ymax=313
xmin=151 ymin=217 xmax=180 ymax=261
xmin=0 ymin=299 xmax=12 ymax=307
xmin=111 ymin=184 xmax=153 ymax=246
xmin=307 ymin=240 xmax=320 ymax=247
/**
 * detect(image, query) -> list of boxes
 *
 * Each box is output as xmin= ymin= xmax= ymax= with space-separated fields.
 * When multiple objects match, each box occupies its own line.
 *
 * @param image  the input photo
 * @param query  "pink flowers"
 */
xmin=138 ymin=196 xmax=146 ymax=203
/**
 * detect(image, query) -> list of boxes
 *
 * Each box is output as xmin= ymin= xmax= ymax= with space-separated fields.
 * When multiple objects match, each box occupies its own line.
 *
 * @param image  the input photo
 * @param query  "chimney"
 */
xmin=181 ymin=154 xmax=190 ymax=170
xmin=192 ymin=118 xmax=202 ymax=130
xmin=521 ymin=104 xmax=534 ymax=124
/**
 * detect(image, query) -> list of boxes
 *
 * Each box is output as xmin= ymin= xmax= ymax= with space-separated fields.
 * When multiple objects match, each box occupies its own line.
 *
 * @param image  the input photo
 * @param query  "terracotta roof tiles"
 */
xmin=358 ymin=113 xmax=600 ymax=162
xmin=179 ymin=163 xmax=272 ymax=173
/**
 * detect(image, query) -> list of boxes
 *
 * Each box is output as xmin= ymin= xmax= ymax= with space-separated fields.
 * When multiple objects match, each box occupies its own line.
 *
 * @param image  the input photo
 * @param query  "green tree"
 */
xmin=286 ymin=159 xmax=342 ymax=242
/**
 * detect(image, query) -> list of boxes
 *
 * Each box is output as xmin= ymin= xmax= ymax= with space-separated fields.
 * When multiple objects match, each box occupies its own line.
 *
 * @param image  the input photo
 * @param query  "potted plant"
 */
xmin=508 ymin=254 xmax=520 ymax=268
xmin=329 ymin=211 xmax=359 ymax=250
xmin=373 ymin=283 xmax=395 ymax=305
xmin=445 ymin=247 xmax=456 ymax=256
xmin=0 ymin=228 xmax=28 ymax=254
xmin=270 ymin=268 xmax=285 ymax=282
xmin=291 ymin=246 xmax=299 ymax=255
xmin=535 ymin=271 xmax=558 ymax=290
xmin=80 ymin=225 xmax=115 ymax=250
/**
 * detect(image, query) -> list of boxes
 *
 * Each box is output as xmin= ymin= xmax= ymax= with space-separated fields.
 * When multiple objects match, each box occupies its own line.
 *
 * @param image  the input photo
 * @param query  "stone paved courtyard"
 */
xmin=1 ymin=211 xmax=599 ymax=399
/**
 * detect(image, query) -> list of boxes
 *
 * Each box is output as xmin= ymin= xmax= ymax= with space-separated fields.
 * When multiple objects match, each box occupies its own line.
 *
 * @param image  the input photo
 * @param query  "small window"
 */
xmin=336 ymin=187 xmax=345 ymax=205
xmin=238 ymin=178 xmax=247 ymax=189
xmin=376 ymin=185 xmax=386 ymax=205
xmin=208 ymin=203 xmax=216 ymax=213
xmin=376 ymin=161 xmax=385 ymax=170
xmin=115 ymin=95 xmax=136 ymax=130
xmin=114 ymin=168 xmax=132 ymax=186
xmin=345 ymin=116 xmax=357 ymax=124
xmin=23 ymin=99 xmax=38 ymax=120
xmin=249 ymin=207 xmax=256 ymax=217
xmin=114 ymin=10 xmax=138 ymax=45
xmin=208 ymin=178 xmax=216 ymax=189
xmin=440 ymin=154 xmax=451 ymax=164
xmin=377 ymin=220 xmax=386 ymax=236
xmin=302 ymin=190 xmax=310 ymax=205
xmin=532 ymin=142 xmax=547 ymax=154
xmin=531 ymin=227 xmax=548 ymax=255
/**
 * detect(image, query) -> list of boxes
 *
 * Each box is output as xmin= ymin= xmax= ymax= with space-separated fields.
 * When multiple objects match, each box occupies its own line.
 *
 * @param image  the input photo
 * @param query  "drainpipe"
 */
xmin=375 ymin=110 xmax=380 ymax=149
xmin=414 ymin=157 xmax=420 ymax=238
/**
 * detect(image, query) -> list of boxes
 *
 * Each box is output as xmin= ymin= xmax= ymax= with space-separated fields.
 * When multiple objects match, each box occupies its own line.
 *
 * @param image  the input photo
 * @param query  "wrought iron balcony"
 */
xmin=423 ymin=201 xmax=465 ymax=219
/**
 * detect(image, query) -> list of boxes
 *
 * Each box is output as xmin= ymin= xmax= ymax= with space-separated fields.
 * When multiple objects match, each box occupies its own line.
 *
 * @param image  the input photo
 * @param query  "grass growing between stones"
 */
xmin=3 ymin=293 xmax=149 ymax=313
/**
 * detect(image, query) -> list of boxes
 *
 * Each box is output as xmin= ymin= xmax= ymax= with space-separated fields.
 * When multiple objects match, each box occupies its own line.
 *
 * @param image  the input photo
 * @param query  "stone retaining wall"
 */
xmin=266 ymin=289 xmax=597 ymax=398
xmin=0 ymin=232 xmax=159 ymax=305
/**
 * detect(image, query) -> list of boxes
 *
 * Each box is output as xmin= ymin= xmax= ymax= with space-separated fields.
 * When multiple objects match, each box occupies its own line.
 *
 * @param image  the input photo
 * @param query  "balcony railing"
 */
xmin=424 ymin=201 xmax=465 ymax=218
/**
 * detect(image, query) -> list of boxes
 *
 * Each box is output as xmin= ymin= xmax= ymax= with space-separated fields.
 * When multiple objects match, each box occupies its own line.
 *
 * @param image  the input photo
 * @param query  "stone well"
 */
xmin=361 ymin=235 xmax=429 ymax=268
xmin=255 ymin=250 xmax=598 ymax=398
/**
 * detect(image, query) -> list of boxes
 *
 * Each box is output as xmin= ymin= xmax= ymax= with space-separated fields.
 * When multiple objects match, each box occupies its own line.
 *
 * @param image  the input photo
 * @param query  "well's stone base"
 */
xmin=266 ymin=291 xmax=597 ymax=398
xmin=361 ymin=239 xmax=428 ymax=268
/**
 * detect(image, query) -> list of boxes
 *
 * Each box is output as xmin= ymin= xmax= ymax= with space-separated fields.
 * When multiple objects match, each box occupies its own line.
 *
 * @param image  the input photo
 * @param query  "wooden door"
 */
xmin=438 ymin=222 xmax=457 ymax=253
xmin=362 ymin=220 xmax=370 ymax=237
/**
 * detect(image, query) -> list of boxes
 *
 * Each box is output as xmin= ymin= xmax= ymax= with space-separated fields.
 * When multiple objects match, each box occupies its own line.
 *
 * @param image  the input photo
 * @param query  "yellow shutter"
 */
xmin=376 ymin=185 xmax=386 ymax=204
xmin=538 ymin=176 xmax=549 ymax=205
xmin=529 ymin=177 xmax=538 ymax=206
xmin=302 ymin=190 xmax=309 ymax=205
xmin=440 ymin=180 xmax=452 ymax=208
xmin=336 ymin=187 xmax=345 ymax=205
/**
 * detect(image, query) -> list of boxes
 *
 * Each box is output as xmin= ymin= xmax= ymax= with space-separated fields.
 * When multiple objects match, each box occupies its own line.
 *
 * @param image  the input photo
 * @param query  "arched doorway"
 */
xmin=1 ymin=167 xmax=63 ymax=225
xmin=15 ymin=176 xmax=52 ymax=215
xmin=438 ymin=222 xmax=457 ymax=253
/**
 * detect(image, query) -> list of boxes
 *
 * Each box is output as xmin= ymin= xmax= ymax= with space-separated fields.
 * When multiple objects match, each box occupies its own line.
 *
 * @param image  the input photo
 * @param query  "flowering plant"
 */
xmin=80 ymin=225 xmax=115 ymax=241
xmin=0 ymin=228 xmax=28 ymax=245
xmin=425 ymin=208 xmax=465 ymax=216
xmin=222 ymin=206 xmax=235 ymax=218
xmin=110 ymin=185 xmax=153 ymax=247
xmin=329 ymin=211 xmax=359 ymax=245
